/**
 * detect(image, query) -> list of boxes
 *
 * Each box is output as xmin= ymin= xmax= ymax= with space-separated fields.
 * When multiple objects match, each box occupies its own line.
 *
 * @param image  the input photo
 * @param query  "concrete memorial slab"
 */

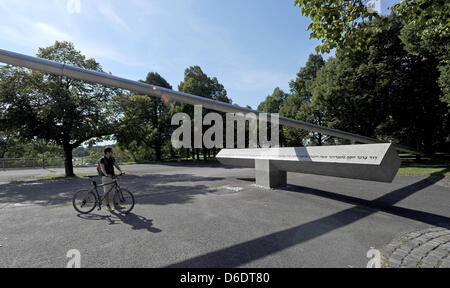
xmin=217 ymin=144 xmax=401 ymax=188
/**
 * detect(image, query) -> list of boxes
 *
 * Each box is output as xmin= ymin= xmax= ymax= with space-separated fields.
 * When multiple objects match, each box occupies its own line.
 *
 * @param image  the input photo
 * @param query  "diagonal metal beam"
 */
xmin=0 ymin=48 xmax=421 ymax=155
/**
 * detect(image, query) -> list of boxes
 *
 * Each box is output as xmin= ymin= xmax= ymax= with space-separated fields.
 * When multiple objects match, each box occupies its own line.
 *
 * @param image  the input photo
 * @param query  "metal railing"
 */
xmin=0 ymin=157 xmax=114 ymax=170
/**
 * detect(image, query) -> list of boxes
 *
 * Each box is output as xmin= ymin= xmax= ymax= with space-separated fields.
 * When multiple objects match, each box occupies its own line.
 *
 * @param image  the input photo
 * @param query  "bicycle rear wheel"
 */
xmin=114 ymin=188 xmax=135 ymax=214
xmin=73 ymin=189 xmax=97 ymax=214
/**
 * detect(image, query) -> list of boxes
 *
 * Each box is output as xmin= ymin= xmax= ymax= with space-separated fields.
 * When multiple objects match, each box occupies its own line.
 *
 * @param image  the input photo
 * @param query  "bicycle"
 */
xmin=72 ymin=173 xmax=135 ymax=215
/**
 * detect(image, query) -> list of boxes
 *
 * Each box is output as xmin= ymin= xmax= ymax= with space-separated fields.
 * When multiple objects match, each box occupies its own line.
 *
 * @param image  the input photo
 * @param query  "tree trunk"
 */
xmin=170 ymin=146 xmax=175 ymax=159
xmin=0 ymin=135 xmax=9 ymax=158
xmin=63 ymin=144 xmax=75 ymax=177
xmin=131 ymin=152 xmax=137 ymax=163
xmin=155 ymin=144 xmax=162 ymax=162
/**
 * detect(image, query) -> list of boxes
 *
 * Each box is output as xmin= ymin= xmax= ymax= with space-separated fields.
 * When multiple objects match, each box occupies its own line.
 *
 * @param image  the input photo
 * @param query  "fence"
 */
xmin=0 ymin=157 xmax=115 ymax=170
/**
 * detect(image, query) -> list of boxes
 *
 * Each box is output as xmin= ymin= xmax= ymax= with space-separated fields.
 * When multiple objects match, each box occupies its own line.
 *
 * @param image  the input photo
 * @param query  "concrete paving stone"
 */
xmin=414 ymin=237 xmax=429 ymax=244
xmin=393 ymin=249 xmax=409 ymax=257
xmin=405 ymin=242 xmax=419 ymax=250
xmin=407 ymin=232 xmax=421 ymax=238
xmin=419 ymin=262 xmax=436 ymax=268
xmin=403 ymin=255 xmax=421 ymax=264
xmin=435 ymin=237 xmax=450 ymax=244
xmin=413 ymin=246 xmax=430 ymax=252
xmin=411 ymin=240 xmax=425 ymax=246
xmin=401 ymin=260 xmax=419 ymax=268
xmin=427 ymin=228 xmax=442 ymax=232
xmin=388 ymin=259 xmax=401 ymax=268
xmin=422 ymin=256 xmax=441 ymax=265
xmin=422 ymin=243 xmax=440 ymax=250
xmin=428 ymin=240 xmax=442 ymax=246
xmin=389 ymin=241 xmax=403 ymax=248
xmin=435 ymin=231 xmax=450 ymax=237
xmin=429 ymin=249 xmax=448 ymax=259
xmin=390 ymin=253 xmax=406 ymax=262
xmin=410 ymin=251 xmax=428 ymax=259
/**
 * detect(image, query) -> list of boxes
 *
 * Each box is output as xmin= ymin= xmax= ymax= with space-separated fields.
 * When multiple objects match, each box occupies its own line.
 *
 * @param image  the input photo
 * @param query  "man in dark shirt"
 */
xmin=100 ymin=147 xmax=123 ymax=211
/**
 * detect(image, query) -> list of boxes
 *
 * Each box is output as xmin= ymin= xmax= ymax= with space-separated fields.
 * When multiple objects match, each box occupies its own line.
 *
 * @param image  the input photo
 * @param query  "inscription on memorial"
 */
xmin=217 ymin=143 xmax=401 ymax=187
xmin=218 ymin=145 xmax=387 ymax=165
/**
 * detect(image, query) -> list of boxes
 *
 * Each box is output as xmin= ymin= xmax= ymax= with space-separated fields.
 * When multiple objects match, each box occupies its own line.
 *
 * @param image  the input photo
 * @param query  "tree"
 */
xmin=281 ymin=54 xmax=326 ymax=146
xmin=258 ymin=87 xmax=288 ymax=113
xmin=394 ymin=0 xmax=450 ymax=106
xmin=116 ymin=72 xmax=176 ymax=161
xmin=294 ymin=0 xmax=450 ymax=106
xmin=310 ymin=16 xmax=448 ymax=152
xmin=116 ymin=93 xmax=158 ymax=161
xmin=178 ymin=66 xmax=230 ymax=160
xmin=294 ymin=0 xmax=382 ymax=53
xmin=257 ymin=87 xmax=289 ymax=146
xmin=0 ymin=41 xmax=118 ymax=176
xmin=0 ymin=130 xmax=16 ymax=158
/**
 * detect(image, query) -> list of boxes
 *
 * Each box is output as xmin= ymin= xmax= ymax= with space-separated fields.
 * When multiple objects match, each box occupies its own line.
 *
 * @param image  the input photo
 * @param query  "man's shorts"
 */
xmin=102 ymin=176 xmax=114 ymax=195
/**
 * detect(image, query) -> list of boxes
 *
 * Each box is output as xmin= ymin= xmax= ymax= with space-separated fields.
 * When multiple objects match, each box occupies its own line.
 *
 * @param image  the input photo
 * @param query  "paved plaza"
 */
xmin=0 ymin=163 xmax=448 ymax=268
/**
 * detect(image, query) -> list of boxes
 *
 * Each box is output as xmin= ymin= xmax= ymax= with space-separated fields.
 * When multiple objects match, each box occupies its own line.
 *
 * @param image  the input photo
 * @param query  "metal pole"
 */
xmin=0 ymin=48 xmax=421 ymax=155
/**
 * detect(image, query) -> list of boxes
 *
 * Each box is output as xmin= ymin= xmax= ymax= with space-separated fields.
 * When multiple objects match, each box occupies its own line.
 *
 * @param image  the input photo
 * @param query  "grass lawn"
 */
xmin=398 ymin=166 xmax=450 ymax=176
xmin=398 ymin=153 xmax=450 ymax=176
xmin=8 ymin=153 xmax=449 ymax=182
xmin=10 ymin=172 xmax=95 ymax=183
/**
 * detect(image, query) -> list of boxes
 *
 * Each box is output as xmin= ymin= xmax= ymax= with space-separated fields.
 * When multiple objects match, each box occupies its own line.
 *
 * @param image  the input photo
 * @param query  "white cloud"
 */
xmin=0 ymin=2 xmax=143 ymax=68
xmin=35 ymin=22 xmax=73 ymax=42
xmin=0 ymin=16 xmax=72 ymax=49
xmin=97 ymin=2 xmax=129 ymax=30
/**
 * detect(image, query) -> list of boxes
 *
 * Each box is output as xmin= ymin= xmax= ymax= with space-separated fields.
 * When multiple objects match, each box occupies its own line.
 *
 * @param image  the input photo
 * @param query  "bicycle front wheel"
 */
xmin=114 ymin=188 xmax=135 ymax=214
xmin=73 ymin=189 xmax=97 ymax=214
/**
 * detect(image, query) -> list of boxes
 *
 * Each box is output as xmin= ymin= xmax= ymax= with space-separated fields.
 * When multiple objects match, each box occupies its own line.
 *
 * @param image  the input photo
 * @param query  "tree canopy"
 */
xmin=294 ymin=0 xmax=450 ymax=106
xmin=116 ymin=72 xmax=178 ymax=161
xmin=0 ymin=41 xmax=118 ymax=176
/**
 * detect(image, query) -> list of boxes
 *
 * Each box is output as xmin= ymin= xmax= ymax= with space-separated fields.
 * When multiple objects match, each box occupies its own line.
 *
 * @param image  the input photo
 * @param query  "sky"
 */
xmin=0 ymin=0 xmax=398 ymax=109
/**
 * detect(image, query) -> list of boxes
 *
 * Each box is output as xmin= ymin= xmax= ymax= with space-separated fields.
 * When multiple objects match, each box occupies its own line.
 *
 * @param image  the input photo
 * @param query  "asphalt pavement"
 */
xmin=0 ymin=163 xmax=448 ymax=267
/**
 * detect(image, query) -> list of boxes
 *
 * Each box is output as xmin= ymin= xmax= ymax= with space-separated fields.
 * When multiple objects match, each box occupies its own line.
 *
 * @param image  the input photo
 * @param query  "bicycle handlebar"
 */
xmin=84 ymin=172 xmax=126 ymax=180
xmin=112 ymin=172 xmax=126 ymax=179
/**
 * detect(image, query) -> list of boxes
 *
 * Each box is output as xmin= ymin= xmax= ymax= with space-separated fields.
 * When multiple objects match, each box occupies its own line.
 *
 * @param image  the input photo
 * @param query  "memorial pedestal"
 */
xmin=217 ymin=144 xmax=401 ymax=189
xmin=255 ymin=159 xmax=287 ymax=188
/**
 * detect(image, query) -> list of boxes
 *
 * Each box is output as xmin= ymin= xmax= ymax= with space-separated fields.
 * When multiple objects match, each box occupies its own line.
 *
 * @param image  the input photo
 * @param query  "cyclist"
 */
xmin=99 ymin=147 xmax=124 ymax=212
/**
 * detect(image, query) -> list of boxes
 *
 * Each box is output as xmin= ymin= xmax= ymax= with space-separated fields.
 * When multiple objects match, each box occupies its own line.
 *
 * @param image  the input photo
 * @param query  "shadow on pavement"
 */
xmin=77 ymin=213 xmax=120 ymax=225
xmin=0 ymin=173 xmax=226 ymax=207
xmin=111 ymin=211 xmax=162 ymax=233
xmin=77 ymin=212 xmax=162 ymax=233
xmin=167 ymin=173 xmax=449 ymax=268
